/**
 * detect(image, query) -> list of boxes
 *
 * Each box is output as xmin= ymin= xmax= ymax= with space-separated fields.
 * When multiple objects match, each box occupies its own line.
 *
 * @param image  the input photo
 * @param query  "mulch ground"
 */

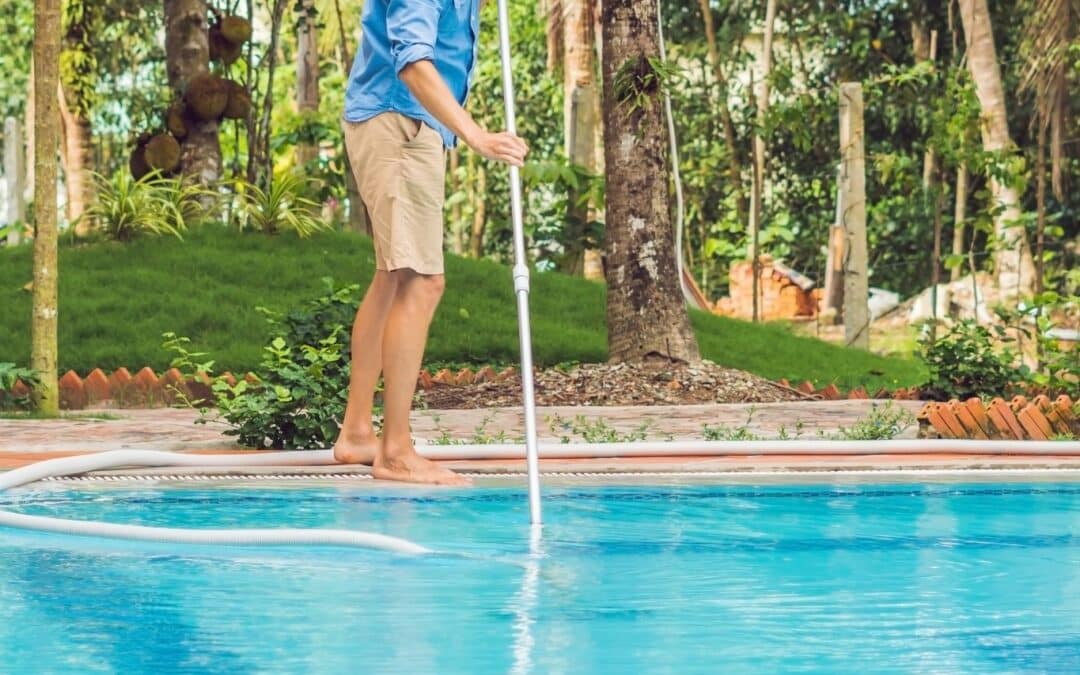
xmin=418 ymin=361 xmax=808 ymax=409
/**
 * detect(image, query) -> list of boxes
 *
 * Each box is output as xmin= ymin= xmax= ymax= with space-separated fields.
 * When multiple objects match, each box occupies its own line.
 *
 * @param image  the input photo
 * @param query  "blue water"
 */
xmin=1 ymin=482 xmax=1079 ymax=674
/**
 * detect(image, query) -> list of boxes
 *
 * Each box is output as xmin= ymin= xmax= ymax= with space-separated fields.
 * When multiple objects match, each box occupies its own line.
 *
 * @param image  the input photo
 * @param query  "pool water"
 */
xmin=1 ymin=482 xmax=1079 ymax=673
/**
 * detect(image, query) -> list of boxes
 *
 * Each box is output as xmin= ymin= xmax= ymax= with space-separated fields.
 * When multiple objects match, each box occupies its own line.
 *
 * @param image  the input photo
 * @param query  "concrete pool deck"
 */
xmin=2 ymin=401 xmax=1080 ymax=477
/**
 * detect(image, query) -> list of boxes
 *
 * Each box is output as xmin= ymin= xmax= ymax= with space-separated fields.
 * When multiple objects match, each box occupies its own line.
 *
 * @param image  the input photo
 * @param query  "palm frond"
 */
xmin=1018 ymin=0 xmax=1079 ymax=199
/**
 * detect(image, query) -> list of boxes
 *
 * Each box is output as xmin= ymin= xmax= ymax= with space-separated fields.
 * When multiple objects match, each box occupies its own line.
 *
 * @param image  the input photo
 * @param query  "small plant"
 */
xmin=0 ymin=363 xmax=39 ymax=411
xmin=81 ymin=170 xmax=212 ymax=241
xmin=161 ymin=332 xmax=217 ymax=407
xmin=702 ymin=424 xmax=761 ymax=441
xmin=429 ymin=413 xmax=516 ymax=445
xmin=235 ymin=172 xmax=329 ymax=238
xmin=546 ymin=413 xmax=662 ymax=444
xmin=918 ymin=320 xmax=1017 ymax=399
xmin=612 ymin=54 xmax=681 ymax=117
xmin=702 ymin=408 xmax=760 ymax=441
xmin=776 ymin=420 xmax=807 ymax=440
xmin=1008 ymin=292 xmax=1080 ymax=394
xmin=830 ymin=402 xmax=915 ymax=440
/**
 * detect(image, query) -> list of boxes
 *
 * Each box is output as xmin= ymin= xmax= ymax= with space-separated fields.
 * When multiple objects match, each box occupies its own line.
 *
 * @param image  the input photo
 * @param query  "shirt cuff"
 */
xmin=393 ymin=43 xmax=436 ymax=75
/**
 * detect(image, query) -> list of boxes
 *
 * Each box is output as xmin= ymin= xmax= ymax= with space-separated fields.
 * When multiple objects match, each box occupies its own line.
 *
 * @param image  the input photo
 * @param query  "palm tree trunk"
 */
xmin=957 ymin=0 xmax=1036 ymax=295
xmin=601 ymin=0 xmax=700 ymax=364
xmin=164 ymin=0 xmax=221 ymax=184
xmin=32 ymin=0 xmax=61 ymax=416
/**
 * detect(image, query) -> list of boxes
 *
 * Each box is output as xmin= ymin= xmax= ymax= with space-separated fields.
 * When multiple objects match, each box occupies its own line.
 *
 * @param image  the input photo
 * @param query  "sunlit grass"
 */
xmin=0 ymin=226 xmax=924 ymax=391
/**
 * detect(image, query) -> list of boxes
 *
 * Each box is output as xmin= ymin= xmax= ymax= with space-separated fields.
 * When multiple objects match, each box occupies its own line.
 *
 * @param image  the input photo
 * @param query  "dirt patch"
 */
xmin=418 ymin=361 xmax=807 ymax=409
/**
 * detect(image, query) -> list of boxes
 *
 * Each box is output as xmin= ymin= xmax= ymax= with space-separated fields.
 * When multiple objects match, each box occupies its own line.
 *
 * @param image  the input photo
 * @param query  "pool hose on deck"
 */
xmin=0 ymin=450 xmax=430 ymax=555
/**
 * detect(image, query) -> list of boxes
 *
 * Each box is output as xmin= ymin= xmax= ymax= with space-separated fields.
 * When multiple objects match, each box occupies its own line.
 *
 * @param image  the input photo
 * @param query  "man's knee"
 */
xmin=414 ymin=273 xmax=446 ymax=306
xmin=394 ymin=269 xmax=445 ymax=306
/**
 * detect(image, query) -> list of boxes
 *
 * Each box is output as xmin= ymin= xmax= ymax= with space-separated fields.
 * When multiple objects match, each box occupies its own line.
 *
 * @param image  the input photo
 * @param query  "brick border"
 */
xmin=5 ymin=366 xmax=520 ymax=410
xmin=917 ymin=395 xmax=1078 ymax=440
xmin=3 ymin=366 xmax=1074 ymax=417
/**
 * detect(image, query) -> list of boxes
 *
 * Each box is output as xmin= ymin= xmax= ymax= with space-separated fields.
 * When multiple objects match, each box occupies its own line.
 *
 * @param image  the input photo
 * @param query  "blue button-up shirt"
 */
xmin=343 ymin=0 xmax=480 ymax=149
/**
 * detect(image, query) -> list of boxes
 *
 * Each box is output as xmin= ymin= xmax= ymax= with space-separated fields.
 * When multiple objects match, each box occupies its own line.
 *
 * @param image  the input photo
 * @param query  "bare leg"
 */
xmin=333 ymin=270 xmax=399 ymax=464
xmin=373 ymin=269 xmax=470 ymax=486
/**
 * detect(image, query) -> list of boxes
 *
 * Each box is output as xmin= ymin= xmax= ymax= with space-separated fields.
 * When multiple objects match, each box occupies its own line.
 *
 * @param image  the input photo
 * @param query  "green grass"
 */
xmin=0 ymin=411 xmax=122 ymax=420
xmin=0 ymin=226 xmax=924 ymax=391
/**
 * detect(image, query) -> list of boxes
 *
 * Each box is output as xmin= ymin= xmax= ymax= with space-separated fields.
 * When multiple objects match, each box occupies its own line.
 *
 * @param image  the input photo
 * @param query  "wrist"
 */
xmin=460 ymin=122 xmax=485 ymax=149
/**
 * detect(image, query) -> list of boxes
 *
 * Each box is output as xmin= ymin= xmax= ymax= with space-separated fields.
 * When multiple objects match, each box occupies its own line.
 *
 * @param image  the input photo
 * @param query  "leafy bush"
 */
xmin=82 ymin=170 xmax=212 ymax=241
xmin=0 ymin=363 xmax=38 ymax=411
xmin=166 ymin=279 xmax=362 ymax=449
xmin=1005 ymin=292 xmax=1080 ymax=395
xmin=234 ymin=172 xmax=329 ymax=238
xmin=918 ymin=320 xmax=1017 ymax=400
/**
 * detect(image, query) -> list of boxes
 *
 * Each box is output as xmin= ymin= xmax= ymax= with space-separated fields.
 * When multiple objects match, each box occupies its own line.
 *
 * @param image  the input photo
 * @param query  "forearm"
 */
xmin=399 ymin=60 xmax=483 ymax=146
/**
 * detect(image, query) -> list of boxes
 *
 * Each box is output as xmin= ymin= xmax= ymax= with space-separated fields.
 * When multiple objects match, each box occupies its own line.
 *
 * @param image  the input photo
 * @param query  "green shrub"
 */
xmin=234 ymin=172 xmax=329 ymax=238
xmin=918 ymin=320 xmax=1017 ymax=399
xmin=167 ymin=279 xmax=363 ymax=449
xmin=1008 ymin=292 xmax=1080 ymax=395
xmin=82 ymin=170 xmax=212 ymax=241
xmin=0 ymin=363 xmax=38 ymax=411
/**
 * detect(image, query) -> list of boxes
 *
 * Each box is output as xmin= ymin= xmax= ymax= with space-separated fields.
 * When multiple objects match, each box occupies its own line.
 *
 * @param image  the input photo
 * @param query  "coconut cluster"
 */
xmin=209 ymin=14 xmax=252 ymax=66
xmin=130 ymin=14 xmax=253 ymax=179
xmin=131 ymin=75 xmax=251 ymax=179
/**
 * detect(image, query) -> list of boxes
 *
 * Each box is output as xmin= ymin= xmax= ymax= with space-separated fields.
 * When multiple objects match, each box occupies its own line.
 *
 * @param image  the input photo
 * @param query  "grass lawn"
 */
xmin=0 ymin=226 xmax=924 ymax=391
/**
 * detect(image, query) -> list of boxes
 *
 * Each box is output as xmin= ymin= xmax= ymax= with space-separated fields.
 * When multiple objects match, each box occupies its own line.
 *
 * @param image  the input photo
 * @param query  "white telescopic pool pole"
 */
xmin=495 ymin=0 xmax=542 ymax=526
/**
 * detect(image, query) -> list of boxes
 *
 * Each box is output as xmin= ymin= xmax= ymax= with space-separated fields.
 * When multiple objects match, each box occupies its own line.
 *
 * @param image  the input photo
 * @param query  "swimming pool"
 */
xmin=1 ymin=480 xmax=1078 ymax=673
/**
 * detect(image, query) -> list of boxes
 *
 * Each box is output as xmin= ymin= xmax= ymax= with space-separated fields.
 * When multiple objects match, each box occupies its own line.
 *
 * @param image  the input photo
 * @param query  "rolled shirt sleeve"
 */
xmin=386 ymin=0 xmax=443 ymax=75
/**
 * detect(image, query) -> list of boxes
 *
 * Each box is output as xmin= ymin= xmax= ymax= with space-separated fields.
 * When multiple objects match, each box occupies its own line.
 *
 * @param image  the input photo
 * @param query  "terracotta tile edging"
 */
xmin=918 ymin=395 xmax=1077 ymax=441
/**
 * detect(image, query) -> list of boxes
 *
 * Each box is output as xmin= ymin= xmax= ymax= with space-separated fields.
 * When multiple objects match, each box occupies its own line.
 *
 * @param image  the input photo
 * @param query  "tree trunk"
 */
xmin=951 ymin=162 xmax=968 ymax=281
xmin=914 ymin=26 xmax=938 ymax=189
xmin=553 ymin=0 xmax=601 ymax=277
xmin=957 ymin=0 xmax=1035 ymax=295
xmin=698 ymin=0 xmax=747 ymax=223
xmin=469 ymin=156 xmax=486 ymax=259
xmin=1034 ymin=117 xmax=1046 ymax=295
xmin=601 ymin=0 xmax=700 ymax=364
xmin=750 ymin=0 xmax=777 ymax=323
xmin=295 ymin=0 xmax=320 ymax=167
xmin=25 ymin=61 xmax=35 ymax=200
xmin=252 ymin=0 xmax=289 ymax=189
xmin=449 ymin=148 xmax=465 ymax=255
xmin=164 ymin=0 xmax=220 ymax=184
xmin=32 ymin=0 xmax=61 ymax=416
xmin=57 ymin=82 xmax=93 ymax=234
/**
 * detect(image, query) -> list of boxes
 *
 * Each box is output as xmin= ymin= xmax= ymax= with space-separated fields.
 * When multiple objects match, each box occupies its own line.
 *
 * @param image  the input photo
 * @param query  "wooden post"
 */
xmin=839 ymin=83 xmax=869 ymax=349
xmin=4 ymin=117 xmax=26 ymax=245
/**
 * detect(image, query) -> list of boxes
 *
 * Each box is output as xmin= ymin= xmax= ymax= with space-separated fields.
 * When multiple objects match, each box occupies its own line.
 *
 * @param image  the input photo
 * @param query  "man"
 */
xmin=332 ymin=0 xmax=528 ymax=485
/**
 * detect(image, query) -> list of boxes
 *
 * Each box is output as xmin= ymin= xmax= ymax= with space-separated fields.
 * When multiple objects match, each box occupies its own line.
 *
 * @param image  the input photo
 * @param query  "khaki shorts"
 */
xmin=343 ymin=112 xmax=446 ymax=275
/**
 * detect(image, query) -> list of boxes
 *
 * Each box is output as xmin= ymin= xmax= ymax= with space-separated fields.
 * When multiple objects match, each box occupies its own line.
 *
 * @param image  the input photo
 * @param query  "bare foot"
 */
xmin=373 ymin=447 xmax=472 ymax=486
xmin=333 ymin=430 xmax=379 ymax=465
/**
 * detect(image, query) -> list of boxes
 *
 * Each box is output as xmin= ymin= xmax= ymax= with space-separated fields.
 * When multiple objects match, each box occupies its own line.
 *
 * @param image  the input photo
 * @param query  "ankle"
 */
xmin=379 ymin=434 xmax=416 ymax=458
xmin=339 ymin=423 xmax=377 ymax=442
